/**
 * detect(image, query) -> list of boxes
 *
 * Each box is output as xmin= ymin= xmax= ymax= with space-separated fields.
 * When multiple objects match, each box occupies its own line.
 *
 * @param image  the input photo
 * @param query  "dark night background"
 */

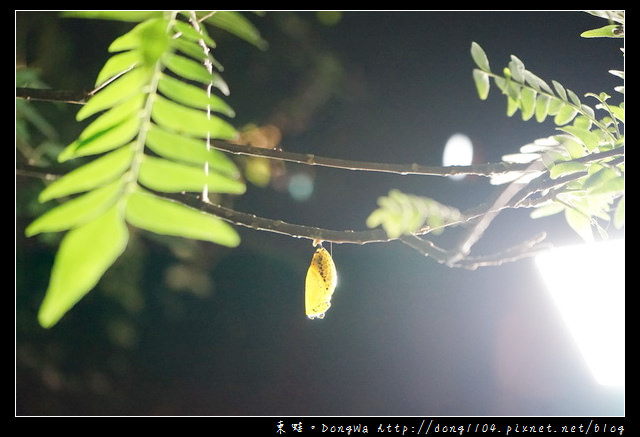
xmin=16 ymin=11 xmax=624 ymax=416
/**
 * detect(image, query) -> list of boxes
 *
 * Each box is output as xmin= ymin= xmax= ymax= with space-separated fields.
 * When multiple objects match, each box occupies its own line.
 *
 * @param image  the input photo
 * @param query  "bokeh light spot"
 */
xmin=288 ymin=172 xmax=314 ymax=201
xmin=442 ymin=133 xmax=474 ymax=180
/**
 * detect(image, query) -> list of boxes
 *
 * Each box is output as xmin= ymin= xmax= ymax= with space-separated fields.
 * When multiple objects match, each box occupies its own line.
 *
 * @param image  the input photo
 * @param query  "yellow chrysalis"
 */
xmin=305 ymin=245 xmax=338 ymax=319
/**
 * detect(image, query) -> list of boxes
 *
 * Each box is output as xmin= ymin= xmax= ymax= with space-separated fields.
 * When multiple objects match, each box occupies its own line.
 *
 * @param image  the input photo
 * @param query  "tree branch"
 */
xmin=162 ymin=191 xmax=394 ymax=245
xmin=15 ymin=87 xmax=91 ymax=105
xmin=211 ymin=140 xmax=534 ymax=177
xmin=163 ymin=192 xmax=553 ymax=270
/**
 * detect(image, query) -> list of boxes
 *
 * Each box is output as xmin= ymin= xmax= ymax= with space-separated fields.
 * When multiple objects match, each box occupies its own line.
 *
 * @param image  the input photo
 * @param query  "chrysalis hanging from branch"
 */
xmin=305 ymin=242 xmax=338 ymax=320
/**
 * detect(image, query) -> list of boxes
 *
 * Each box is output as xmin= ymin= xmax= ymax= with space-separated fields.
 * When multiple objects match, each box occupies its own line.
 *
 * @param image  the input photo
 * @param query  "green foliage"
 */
xmin=203 ymin=11 xmax=268 ymax=50
xmin=469 ymin=12 xmax=624 ymax=243
xmin=16 ymin=68 xmax=63 ymax=163
xmin=367 ymin=13 xmax=623 ymax=244
xmin=581 ymin=10 xmax=624 ymax=38
xmin=26 ymin=11 xmax=265 ymax=327
xmin=366 ymin=190 xmax=463 ymax=239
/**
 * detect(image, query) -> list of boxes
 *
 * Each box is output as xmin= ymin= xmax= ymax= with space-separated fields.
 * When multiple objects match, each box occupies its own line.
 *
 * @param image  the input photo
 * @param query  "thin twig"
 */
xmin=15 ymin=87 xmax=91 ymax=105
xmin=211 ymin=140 xmax=534 ymax=177
xmin=446 ymin=160 xmax=547 ymax=266
xmin=400 ymin=232 xmax=550 ymax=270
xmin=454 ymin=233 xmax=551 ymax=269
xmin=163 ymin=191 xmax=394 ymax=245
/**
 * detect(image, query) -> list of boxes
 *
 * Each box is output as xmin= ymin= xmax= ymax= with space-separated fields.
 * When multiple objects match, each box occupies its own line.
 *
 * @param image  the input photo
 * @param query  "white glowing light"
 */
xmin=536 ymin=239 xmax=625 ymax=387
xmin=442 ymin=134 xmax=474 ymax=180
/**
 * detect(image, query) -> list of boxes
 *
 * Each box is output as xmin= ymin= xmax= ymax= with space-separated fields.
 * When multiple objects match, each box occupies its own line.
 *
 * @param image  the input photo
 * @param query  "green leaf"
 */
xmin=95 ymin=50 xmax=141 ymax=87
xmin=63 ymin=11 xmax=162 ymax=22
xmin=553 ymin=104 xmax=577 ymax=126
xmin=366 ymin=190 xmax=461 ymax=238
xmin=157 ymin=73 xmax=235 ymax=116
xmin=506 ymin=95 xmax=519 ymax=117
xmin=172 ymin=20 xmax=216 ymax=47
xmin=145 ymin=125 xmax=239 ymax=177
xmin=520 ymin=87 xmax=536 ymax=121
xmin=162 ymin=53 xmax=229 ymax=95
xmin=523 ymin=70 xmax=552 ymax=94
xmin=138 ymin=155 xmax=245 ymax=194
xmin=41 ymin=145 xmax=134 ymax=202
xmin=608 ymin=70 xmax=624 ymax=80
xmin=365 ymin=208 xmax=387 ymax=229
xmin=472 ymin=69 xmax=490 ymax=100
xmin=204 ymin=11 xmax=268 ymax=50
xmin=162 ymin=52 xmax=211 ymax=83
xmin=552 ymin=80 xmax=568 ymax=101
xmin=586 ymin=172 xmax=624 ymax=195
xmin=151 ymin=96 xmax=236 ymax=139
xmin=580 ymin=103 xmax=596 ymax=119
xmin=608 ymin=104 xmax=624 ymax=123
xmin=109 ymin=17 xmax=167 ymax=52
xmin=560 ymin=137 xmax=587 ymax=159
xmin=59 ymin=115 xmax=140 ymax=161
xmin=505 ymin=79 xmax=521 ymax=102
xmin=583 ymin=194 xmax=614 ymax=221
xmin=125 ymin=188 xmax=240 ymax=247
xmin=534 ymin=94 xmax=550 ymax=122
xmin=581 ymin=24 xmax=623 ymax=38
xmin=541 ymin=149 xmax=566 ymax=170
xmin=564 ymin=207 xmax=594 ymax=243
xmin=546 ymin=97 xmax=564 ymax=116
xmin=493 ymin=76 xmax=506 ymax=93
xmin=508 ymin=55 xmax=525 ymax=83
xmin=37 ymin=204 xmax=129 ymax=328
xmin=470 ymin=42 xmax=491 ymax=72
xmin=585 ymin=11 xmax=624 ymax=24
xmin=170 ymin=37 xmax=224 ymax=71
xmin=139 ymin=17 xmax=171 ymax=65
xmin=549 ymin=161 xmax=587 ymax=179
xmin=76 ymin=94 xmax=145 ymax=142
xmin=566 ymin=89 xmax=582 ymax=106
xmin=77 ymin=66 xmax=151 ymax=121
xmin=530 ymin=201 xmax=565 ymax=219
xmin=558 ymin=125 xmax=601 ymax=151
xmin=571 ymin=115 xmax=592 ymax=130
xmin=26 ymin=180 xmax=124 ymax=236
